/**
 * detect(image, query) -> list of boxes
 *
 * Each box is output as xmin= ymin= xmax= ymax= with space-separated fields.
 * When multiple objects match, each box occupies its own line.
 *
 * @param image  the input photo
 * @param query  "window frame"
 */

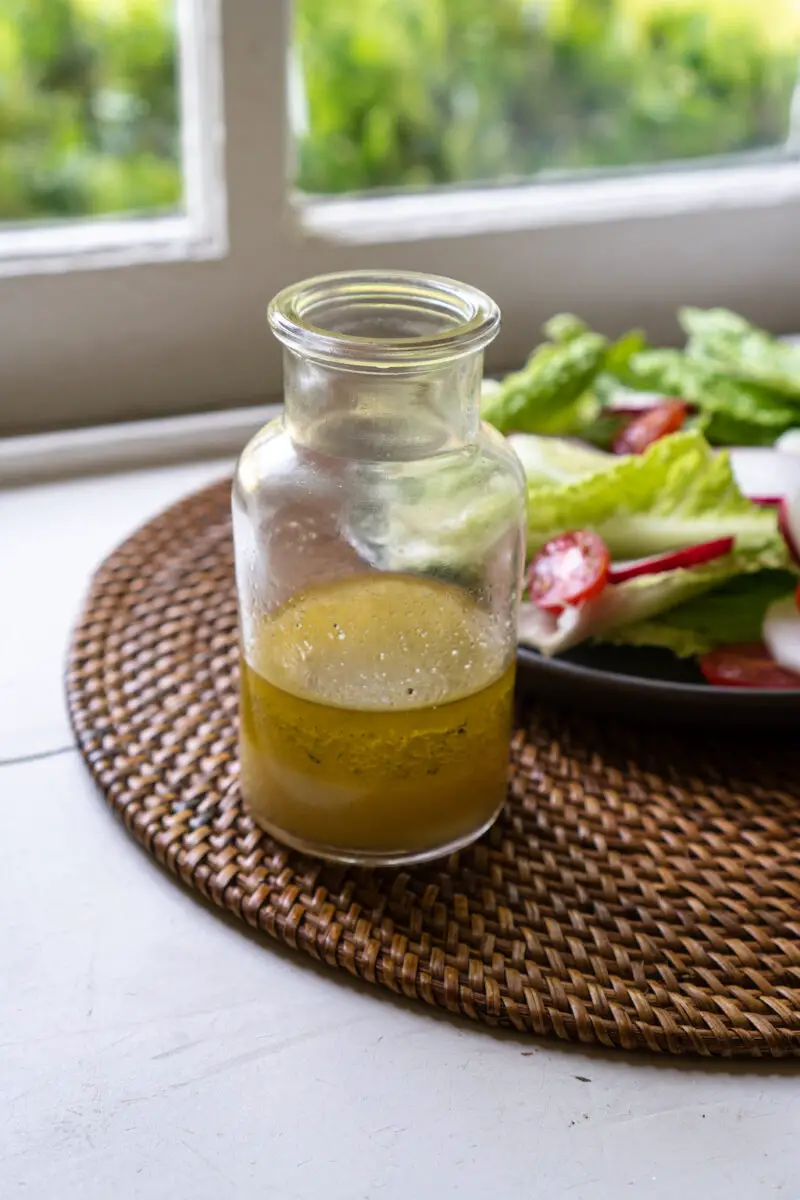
xmin=3 ymin=0 xmax=800 ymax=435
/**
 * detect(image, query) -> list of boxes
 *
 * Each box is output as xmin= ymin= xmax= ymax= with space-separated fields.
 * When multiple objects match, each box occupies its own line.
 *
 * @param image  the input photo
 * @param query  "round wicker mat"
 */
xmin=67 ymin=479 xmax=800 ymax=1057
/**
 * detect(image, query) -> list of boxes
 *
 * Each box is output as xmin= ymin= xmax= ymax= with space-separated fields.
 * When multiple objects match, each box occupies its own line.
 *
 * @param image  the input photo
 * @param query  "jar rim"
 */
xmin=268 ymin=269 xmax=500 ymax=371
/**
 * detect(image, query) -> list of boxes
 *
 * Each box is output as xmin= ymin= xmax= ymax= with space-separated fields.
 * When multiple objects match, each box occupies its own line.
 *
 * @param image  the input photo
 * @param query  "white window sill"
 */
xmin=0 ymin=403 xmax=280 ymax=487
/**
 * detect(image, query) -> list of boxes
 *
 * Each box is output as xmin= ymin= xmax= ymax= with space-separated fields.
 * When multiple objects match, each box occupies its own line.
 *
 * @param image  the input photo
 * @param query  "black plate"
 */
xmin=516 ymin=643 xmax=800 ymax=726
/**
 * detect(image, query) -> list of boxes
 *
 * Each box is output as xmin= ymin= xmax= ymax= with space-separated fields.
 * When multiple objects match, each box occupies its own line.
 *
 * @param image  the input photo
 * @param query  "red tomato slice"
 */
xmin=699 ymin=642 xmax=800 ymax=689
xmin=612 ymin=400 xmax=689 ymax=455
xmin=527 ymin=531 xmax=610 ymax=613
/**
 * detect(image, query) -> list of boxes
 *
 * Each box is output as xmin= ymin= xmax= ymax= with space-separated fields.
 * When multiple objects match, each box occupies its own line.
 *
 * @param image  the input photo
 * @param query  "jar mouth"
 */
xmin=268 ymin=270 xmax=500 ymax=371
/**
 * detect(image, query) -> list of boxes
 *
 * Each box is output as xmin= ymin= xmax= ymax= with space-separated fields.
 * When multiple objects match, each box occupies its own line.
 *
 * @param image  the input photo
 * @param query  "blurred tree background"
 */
xmin=295 ymin=0 xmax=800 ymax=193
xmin=0 ymin=0 xmax=180 ymax=220
xmin=2 ymin=0 xmax=800 ymax=221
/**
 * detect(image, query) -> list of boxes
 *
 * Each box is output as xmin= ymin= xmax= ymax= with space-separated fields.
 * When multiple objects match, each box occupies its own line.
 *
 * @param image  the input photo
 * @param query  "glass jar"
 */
xmin=232 ymin=270 xmax=526 ymax=865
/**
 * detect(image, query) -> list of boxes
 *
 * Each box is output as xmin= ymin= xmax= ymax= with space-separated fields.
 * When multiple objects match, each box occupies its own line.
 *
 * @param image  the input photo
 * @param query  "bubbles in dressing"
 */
xmin=239 ymin=573 xmax=515 ymax=862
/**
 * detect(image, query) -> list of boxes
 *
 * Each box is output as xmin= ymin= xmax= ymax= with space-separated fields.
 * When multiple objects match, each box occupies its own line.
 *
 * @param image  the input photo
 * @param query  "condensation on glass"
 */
xmin=232 ymin=270 xmax=527 ymax=865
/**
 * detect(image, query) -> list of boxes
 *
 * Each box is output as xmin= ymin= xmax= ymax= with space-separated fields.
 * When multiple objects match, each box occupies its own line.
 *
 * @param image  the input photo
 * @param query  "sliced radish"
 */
xmin=607 ymin=390 xmax=665 ymax=412
xmin=608 ymin=392 xmax=697 ymax=416
xmin=729 ymin=448 xmax=800 ymax=503
xmin=779 ymin=491 xmax=800 ymax=567
xmin=764 ymin=595 xmax=800 ymax=674
xmin=749 ymin=496 xmax=784 ymax=507
xmin=607 ymin=537 xmax=735 ymax=584
xmin=517 ymin=601 xmax=582 ymax=657
xmin=606 ymin=405 xmax=658 ymax=418
xmin=776 ymin=429 xmax=800 ymax=456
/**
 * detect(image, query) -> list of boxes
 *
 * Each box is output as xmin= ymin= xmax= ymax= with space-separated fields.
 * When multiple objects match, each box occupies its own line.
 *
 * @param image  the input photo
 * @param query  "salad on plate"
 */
xmin=481 ymin=307 xmax=800 ymax=689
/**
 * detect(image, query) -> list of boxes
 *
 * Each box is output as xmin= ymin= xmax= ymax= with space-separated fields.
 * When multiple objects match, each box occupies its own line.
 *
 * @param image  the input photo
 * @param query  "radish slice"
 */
xmin=779 ymin=491 xmax=800 ymax=567
xmin=729 ymin=448 xmax=800 ymax=503
xmin=749 ymin=496 xmax=783 ymax=507
xmin=608 ymin=537 xmax=735 ymax=584
xmin=776 ymin=430 xmax=800 ymax=457
xmin=764 ymin=595 xmax=800 ymax=673
xmin=608 ymin=392 xmax=697 ymax=416
xmin=607 ymin=391 xmax=665 ymax=412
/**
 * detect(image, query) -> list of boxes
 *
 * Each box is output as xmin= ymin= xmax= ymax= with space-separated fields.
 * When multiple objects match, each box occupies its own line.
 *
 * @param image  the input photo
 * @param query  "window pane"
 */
xmin=293 ymin=0 xmax=800 ymax=195
xmin=0 ymin=0 xmax=181 ymax=223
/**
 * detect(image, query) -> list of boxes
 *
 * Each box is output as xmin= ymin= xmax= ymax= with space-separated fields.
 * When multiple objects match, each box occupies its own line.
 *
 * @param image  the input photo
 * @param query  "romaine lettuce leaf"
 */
xmin=518 ymin=552 xmax=764 ymax=657
xmin=605 ymin=622 xmax=712 ymax=659
xmin=625 ymin=349 xmax=799 ymax=442
xmin=507 ymin=434 xmax=616 ymax=488
xmin=680 ymin=307 xmax=800 ymax=399
xmin=525 ymin=430 xmax=787 ymax=562
xmin=601 ymin=328 xmax=649 ymax=389
xmin=542 ymin=313 xmax=589 ymax=344
xmin=480 ymin=332 xmax=606 ymax=436
xmin=604 ymin=570 xmax=798 ymax=657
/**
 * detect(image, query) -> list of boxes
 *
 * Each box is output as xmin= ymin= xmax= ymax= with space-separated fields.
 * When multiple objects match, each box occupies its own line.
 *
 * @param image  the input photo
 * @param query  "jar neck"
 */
xmin=268 ymin=271 xmax=499 ymax=462
xmin=282 ymin=351 xmax=484 ymax=461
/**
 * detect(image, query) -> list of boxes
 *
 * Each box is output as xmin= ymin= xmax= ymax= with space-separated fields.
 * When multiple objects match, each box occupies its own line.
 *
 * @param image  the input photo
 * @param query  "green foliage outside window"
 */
xmin=0 ymin=0 xmax=180 ymax=220
xmin=2 ymin=0 xmax=799 ymax=221
xmin=294 ymin=0 xmax=800 ymax=193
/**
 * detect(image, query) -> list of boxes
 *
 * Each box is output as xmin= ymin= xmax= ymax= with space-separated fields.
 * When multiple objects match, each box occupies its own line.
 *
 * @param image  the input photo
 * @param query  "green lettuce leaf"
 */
xmin=604 ymin=570 xmax=798 ymax=658
xmin=680 ymin=307 xmax=800 ymax=400
xmin=518 ymin=554 xmax=775 ymax=657
xmin=604 ymin=622 xmax=712 ymax=659
xmin=702 ymin=411 xmax=788 ymax=449
xmin=507 ymin=433 xmax=617 ymax=488
xmin=601 ymin=328 xmax=648 ymax=390
xmin=542 ymin=313 xmax=589 ymax=344
xmin=626 ymin=349 xmax=799 ymax=444
xmin=480 ymin=331 xmax=606 ymax=436
xmin=525 ymin=429 xmax=787 ymax=562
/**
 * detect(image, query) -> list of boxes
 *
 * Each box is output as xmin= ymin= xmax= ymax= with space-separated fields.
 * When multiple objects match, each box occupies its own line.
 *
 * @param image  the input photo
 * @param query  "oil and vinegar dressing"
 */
xmin=239 ymin=573 xmax=515 ymax=862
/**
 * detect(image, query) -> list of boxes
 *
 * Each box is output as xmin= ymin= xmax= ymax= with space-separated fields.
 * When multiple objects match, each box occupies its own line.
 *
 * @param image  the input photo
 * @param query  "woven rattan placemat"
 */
xmin=67 ymin=479 xmax=800 ymax=1057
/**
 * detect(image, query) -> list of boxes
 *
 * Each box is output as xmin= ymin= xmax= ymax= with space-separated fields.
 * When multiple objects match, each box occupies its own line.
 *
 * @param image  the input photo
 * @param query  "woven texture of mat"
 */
xmin=67 ymin=479 xmax=800 ymax=1057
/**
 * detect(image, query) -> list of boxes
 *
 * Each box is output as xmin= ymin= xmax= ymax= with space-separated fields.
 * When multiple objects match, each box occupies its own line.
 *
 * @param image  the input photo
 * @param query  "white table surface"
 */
xmin=2 ymin=458 xmax=799 ymax=1200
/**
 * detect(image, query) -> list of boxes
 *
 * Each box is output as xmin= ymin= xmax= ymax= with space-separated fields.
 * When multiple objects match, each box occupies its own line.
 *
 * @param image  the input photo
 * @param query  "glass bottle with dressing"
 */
xmin=232 ymin=270 xmax=526 ymax=865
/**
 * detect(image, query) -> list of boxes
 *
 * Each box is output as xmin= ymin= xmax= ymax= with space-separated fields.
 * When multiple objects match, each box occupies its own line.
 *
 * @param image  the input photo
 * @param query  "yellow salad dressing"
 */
xmin=239 ymin=573 xmax=515 ymax=861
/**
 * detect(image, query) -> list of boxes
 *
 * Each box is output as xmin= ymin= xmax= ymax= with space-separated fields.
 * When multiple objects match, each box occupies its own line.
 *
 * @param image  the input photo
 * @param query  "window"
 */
xmin=3 ymin=0 xmax=800 ymax=435
xmin=293 ymin=0 xmax=800 ymax=195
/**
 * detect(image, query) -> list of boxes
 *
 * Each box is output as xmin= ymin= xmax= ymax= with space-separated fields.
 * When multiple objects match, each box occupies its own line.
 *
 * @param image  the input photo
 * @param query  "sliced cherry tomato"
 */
xmin=612 ymin=400 xmax=689 ymax=455
xmin=699 ymin=642 xmax=800 ymax=689
xmin=527 ymin=531 xmax=610 ymax=613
